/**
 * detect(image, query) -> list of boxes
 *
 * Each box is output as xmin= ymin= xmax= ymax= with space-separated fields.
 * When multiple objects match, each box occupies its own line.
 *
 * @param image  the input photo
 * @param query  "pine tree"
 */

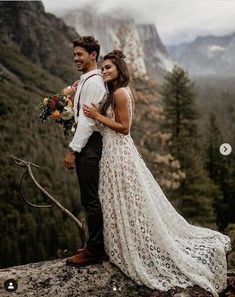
xmin=205 ymin=112 xmax=235 ymax=230
xmin=160 ymin=66 xmax=219 ymax=226
xmin=206 ymin=112 xmax=223 ymax=182
xmin=131 ymin=77 xmax=186 ymax=192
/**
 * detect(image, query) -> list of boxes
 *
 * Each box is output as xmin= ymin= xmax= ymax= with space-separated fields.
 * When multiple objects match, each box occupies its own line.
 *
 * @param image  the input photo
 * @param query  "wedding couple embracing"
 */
xmin=63 ymin=36 xmax=230 ymax=296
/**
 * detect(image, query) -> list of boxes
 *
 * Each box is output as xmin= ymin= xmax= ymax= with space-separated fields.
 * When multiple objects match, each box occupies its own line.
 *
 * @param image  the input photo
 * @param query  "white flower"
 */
xmin=43 ymin=98 xmax=48 ymax=104
xmin=61 ymin=106 xmax=74 ymax=120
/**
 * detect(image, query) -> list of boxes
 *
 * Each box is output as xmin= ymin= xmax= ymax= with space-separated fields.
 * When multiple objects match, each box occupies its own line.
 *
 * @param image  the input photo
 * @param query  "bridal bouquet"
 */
xmin=36 ymin=81 xmax=79 ymax=136
xmin=36 ymin=91 xmax=75 ymax=137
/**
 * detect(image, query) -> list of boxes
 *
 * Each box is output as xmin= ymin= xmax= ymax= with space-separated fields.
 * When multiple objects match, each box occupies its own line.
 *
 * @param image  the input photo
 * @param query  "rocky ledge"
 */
xmin=0 ymin=259 xmax=234 ymax=297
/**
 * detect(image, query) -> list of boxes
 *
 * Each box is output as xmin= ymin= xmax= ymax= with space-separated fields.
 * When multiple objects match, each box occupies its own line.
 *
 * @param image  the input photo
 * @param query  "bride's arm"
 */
xmin=83 ymin=89 xmax=130 ymax=135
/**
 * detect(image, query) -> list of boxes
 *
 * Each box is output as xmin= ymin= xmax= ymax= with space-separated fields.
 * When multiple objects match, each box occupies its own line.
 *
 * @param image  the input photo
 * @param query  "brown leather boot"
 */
xmin=66 ymin=246 xmax=104 ymax=267
xmin=76 ymin=248 xmax=109 ymax=261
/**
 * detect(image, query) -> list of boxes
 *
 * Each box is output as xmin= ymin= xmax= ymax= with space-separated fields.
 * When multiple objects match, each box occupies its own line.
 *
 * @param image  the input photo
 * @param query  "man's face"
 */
xmin=73 ymin=46 xmax=93 ymax=73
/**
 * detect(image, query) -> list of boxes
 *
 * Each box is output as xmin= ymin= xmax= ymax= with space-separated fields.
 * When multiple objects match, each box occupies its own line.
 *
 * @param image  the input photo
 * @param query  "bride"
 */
xmin=82 ymin=50 xmax=231 ymax=297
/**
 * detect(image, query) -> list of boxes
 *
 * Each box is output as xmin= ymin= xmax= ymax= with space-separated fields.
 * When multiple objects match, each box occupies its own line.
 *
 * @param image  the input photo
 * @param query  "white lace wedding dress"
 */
xmin=97 ymin=87 xmax=231 ymax=297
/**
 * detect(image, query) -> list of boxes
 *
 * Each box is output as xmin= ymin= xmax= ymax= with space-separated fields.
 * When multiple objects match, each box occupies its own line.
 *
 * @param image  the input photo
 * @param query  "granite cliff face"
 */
xmin=137 ymin=24 xmax=175 ymax=79
xmin=168 ymin=33 xmax=235 ymax=76
xmin=0 ymin=1 xmax=79 ymax=82
xmin=62 ymin=7 xmax=175 ymax=79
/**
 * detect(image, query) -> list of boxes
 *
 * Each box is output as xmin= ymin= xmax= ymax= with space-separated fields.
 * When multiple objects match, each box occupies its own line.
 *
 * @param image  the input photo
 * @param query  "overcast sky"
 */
xmin=42 ymin=0 xmax=235 ymax=46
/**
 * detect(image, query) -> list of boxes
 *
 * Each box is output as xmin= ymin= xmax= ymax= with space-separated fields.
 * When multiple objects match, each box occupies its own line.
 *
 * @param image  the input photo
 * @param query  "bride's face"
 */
xmin=102 ymin=59 xmax=118 ymax=82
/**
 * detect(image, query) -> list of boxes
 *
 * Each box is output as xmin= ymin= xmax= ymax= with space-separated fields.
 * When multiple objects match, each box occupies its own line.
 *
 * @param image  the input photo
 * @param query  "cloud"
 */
xmin=42 ymin=0 xmax=235 ymax=45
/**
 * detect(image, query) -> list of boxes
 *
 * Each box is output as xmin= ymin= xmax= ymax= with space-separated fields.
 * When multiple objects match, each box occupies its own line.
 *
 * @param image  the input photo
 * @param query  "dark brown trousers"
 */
xmin=75 ymin=131 xmax=104 ymax=251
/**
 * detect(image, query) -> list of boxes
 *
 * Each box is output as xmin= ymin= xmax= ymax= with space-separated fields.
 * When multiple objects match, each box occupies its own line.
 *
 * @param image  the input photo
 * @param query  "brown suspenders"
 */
xmin=76 ymin=73 xmax=103 ymax=117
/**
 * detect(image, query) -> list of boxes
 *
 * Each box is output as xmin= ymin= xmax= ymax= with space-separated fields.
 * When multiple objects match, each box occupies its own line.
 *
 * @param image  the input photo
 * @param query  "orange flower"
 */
xmin=50 ymin=110 xmax=61 ymax=119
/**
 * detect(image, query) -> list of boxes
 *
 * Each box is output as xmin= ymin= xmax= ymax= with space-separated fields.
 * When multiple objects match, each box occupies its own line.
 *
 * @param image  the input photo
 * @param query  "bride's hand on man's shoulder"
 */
xmin=83 ymin=103 xmax=100 ymax=120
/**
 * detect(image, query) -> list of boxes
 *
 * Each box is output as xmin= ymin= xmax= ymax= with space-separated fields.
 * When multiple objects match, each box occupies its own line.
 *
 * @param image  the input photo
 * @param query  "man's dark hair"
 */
xmin=73 ymin=36 xmax=100 ymax=61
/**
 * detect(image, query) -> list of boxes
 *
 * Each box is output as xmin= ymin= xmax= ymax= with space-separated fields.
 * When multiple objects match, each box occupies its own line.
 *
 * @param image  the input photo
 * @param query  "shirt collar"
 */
xmin=80 ymin=69 xmax=102 ymax=81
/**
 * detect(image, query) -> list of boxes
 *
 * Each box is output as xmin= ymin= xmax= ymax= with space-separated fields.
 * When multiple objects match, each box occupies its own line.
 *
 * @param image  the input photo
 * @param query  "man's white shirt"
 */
xmin=69 ymin=69 xmax=106 ymax=153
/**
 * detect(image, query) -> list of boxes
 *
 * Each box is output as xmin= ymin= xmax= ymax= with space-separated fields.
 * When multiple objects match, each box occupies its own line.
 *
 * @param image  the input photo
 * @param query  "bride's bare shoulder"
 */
xmin=113 ymin=87 xmax=128 ymax=102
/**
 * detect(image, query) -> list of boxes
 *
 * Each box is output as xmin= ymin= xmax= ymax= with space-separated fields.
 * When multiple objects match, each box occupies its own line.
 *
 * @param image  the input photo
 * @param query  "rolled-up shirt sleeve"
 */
xmin=69 ymin=82 xmax=106 ymax=153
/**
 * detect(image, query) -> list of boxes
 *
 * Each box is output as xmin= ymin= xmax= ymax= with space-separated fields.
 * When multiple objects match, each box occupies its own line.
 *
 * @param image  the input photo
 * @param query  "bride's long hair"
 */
xmin=100 ymin=50 xmax=131 ymax=115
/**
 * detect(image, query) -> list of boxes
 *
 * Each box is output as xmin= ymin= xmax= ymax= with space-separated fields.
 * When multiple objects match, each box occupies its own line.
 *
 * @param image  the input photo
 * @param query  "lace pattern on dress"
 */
xmin=97 ymin=87 xmax=231 ymax=297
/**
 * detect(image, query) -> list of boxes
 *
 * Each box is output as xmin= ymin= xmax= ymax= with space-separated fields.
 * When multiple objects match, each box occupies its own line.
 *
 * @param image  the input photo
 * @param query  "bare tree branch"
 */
xmin=10 ymin=155 xmax=86 ymax=248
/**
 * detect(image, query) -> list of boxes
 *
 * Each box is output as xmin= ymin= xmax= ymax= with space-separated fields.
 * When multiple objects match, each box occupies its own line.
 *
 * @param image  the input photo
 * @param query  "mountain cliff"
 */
xmin=0 ymin=0 xmax=79 ymax=82
xmin=62 ymin=6 xmax=175 ymax=80
xmin=168 ymin=33 xmax=235 ymax=76
xmin=137 ymin=24 xmax=175 ymax=79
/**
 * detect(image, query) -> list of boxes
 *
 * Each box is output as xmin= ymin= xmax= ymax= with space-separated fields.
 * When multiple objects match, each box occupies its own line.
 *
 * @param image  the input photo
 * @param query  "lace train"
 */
xmin=97 ymin=87 xmax=231 ymax=297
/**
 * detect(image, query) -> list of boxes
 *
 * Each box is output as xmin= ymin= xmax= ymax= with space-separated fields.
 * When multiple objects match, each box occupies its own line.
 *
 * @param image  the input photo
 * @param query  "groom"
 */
xmin=64 ymin=36 xmax=106 ymax=267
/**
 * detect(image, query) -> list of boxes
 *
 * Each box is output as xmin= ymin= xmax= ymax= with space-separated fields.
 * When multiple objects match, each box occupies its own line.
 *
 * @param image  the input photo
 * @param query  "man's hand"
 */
xmin=64 ymin=151 xmax=76 ymax=169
